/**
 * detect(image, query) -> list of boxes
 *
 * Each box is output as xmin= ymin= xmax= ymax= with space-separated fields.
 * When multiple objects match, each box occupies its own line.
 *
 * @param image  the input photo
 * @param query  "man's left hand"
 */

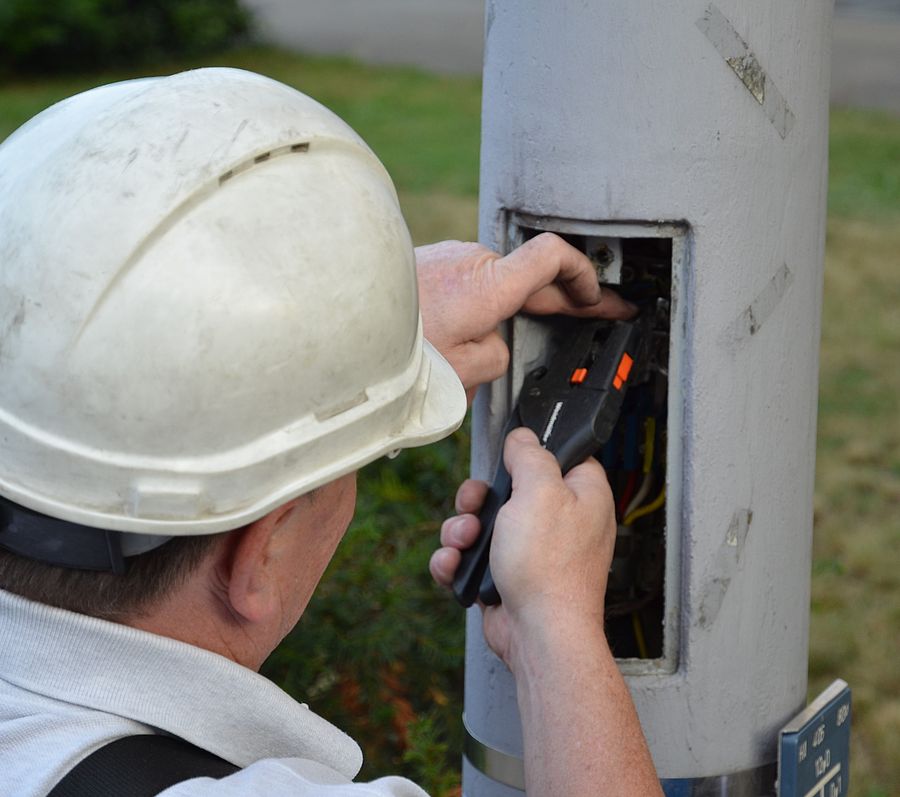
xmin=416 ymin=233 xmax=637 ymax=397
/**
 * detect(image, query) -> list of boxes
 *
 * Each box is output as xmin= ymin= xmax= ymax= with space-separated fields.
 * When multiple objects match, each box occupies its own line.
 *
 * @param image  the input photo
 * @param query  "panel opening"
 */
xmin=507 ymin=215 xmax=684 ymax=670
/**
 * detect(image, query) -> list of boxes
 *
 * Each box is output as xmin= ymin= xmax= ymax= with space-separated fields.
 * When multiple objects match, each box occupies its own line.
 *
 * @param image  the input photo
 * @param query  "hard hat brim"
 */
xmin=0 ymin=322 xmax=467 ymax=537
xmin=401 ymin=337 xmax=468 ymax=449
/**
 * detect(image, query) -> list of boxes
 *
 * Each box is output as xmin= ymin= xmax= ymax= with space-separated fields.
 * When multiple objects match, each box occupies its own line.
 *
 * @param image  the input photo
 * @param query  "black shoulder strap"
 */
xmin=48 ymin=734 xmax=241 ymax=797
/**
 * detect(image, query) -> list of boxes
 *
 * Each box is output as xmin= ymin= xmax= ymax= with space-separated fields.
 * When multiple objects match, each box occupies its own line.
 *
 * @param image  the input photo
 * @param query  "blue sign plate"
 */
xmin=778 ymin=680 xmax=851 ymax=797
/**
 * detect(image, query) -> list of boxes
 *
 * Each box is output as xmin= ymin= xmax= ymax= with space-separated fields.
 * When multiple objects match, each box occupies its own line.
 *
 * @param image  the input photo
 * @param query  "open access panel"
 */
xmin=504 ymin=213 xmax=688 ymax=673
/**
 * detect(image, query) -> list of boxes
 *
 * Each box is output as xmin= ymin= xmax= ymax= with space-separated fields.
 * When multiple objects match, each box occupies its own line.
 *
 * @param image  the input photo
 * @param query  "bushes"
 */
xmin=0 ymin=0 xmax=251 ymax=75
xmin=262 ymin=428 xmax=471 ymax=796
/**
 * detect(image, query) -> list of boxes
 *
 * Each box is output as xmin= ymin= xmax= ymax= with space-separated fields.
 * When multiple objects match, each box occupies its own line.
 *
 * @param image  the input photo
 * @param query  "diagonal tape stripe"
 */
xmin=697 ymin=4 xmax=796 ymax=139
xmin=721 ymin=263 xmax=794 ymax=347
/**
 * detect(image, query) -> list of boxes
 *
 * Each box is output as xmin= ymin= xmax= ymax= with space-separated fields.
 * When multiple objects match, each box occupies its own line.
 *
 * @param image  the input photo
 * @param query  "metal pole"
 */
xmin=465 ymin=1 xmax=833 ymax=793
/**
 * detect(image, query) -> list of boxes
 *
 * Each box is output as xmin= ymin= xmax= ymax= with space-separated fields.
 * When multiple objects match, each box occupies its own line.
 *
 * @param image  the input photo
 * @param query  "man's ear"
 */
xmin=221 ymin=503 xmax=296 ymax=624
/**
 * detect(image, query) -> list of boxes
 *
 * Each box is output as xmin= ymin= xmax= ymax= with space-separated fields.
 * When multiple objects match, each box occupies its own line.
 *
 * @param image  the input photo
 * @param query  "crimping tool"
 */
xmin=453 ymin=315 xmax=652 ymax=607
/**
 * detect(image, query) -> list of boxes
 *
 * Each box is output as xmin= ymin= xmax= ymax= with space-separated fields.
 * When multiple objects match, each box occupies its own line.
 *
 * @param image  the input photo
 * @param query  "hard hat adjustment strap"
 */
xmin=0 ymin=495 xmax=171 ymax=574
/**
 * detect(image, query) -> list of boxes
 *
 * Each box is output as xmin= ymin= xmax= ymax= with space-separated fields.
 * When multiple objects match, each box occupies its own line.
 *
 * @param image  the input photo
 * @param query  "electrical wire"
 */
xmin=622 ymin=418 xmax=657 ymax=519
xmin=623 ymin=486 xmax=666 ymax=527
xmin=618 ymin=471 xmax=638 ymax=518
xmin=624 ymin=471 xmax=653 ymax=520
xmin=642 ymin=417 xmax=656 ymax=474
xmin=631 ymin=612 xmax=649 ymax=659
xmin=605 ymin=590 xmax=657 ymax=618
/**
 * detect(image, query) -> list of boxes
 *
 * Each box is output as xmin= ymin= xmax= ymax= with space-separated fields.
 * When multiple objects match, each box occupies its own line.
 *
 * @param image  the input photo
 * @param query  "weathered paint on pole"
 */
xmin=465 ymin=1 xmax=833 ymax=793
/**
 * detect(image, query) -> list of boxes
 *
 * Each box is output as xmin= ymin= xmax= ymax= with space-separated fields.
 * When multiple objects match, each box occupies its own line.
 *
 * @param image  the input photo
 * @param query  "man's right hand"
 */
xmin=429 ymin=427 xmax=616 ymax=668
xmin=429 ymin=427 xmax=663 ymax=797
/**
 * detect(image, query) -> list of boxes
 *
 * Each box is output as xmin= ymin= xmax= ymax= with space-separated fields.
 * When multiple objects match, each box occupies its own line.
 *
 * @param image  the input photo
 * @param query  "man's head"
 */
xmin=0 ymin=68 xmax=465 ymax=648
xmin=0 ymin=473 xmax=358 ymax=669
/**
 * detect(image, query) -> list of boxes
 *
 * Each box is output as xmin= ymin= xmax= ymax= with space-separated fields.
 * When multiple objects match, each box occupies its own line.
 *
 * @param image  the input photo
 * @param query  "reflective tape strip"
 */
xmin=464 ymin=714 xmax=777 ymax=797
xmin=660 ymin=761 xmax=777 ymax=796
xmin=462 ymin=720 xmax=525 ymax=792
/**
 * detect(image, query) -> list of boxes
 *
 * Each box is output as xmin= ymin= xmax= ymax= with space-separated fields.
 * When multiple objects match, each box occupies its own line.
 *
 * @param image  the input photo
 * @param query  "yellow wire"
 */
xmin=628 ymin=421 xmax=658 ymax=660
xmin=631 ymin=612 xmax=649 ymax=659
xmin=623 ymin=486 xmax=666 ymax=527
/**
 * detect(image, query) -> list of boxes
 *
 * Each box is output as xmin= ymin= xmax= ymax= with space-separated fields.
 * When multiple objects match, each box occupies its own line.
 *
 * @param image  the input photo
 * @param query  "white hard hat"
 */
xmin=0 ymin=67 xmax=466 ymax=540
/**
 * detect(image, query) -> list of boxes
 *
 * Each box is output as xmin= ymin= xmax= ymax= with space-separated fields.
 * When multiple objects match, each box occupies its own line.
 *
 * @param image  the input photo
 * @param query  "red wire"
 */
xmin=618 ymin=471 xmax=638 ymax=519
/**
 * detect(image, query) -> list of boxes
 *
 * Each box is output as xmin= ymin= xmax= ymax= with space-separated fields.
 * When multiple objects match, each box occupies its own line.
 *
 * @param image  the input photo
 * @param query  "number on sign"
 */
xmin=837 ymin=704 xmax=849 ymax=726
xmin=813 ymin=724 xmax=826 ymax=747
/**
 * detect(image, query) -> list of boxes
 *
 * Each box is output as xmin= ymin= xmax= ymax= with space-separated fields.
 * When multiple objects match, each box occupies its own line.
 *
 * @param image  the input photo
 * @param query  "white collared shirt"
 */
xmin=0 ymin=590 xmax=428 ymax=796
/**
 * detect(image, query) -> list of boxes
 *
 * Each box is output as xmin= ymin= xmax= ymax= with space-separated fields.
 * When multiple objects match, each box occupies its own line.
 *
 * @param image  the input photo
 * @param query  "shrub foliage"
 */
xmin=262 ymin=428 xmax=471 ymax=796
xmin=0 ymin=0 xmax=251 ymax=74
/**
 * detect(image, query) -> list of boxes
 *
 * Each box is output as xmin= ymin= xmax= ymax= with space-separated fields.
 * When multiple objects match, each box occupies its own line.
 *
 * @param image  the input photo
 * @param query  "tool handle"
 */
xmin=469 ymin=318 xmax=648 ymax=607
xmin=477 ymin=424 xmax=600 ymax=605
xmin=477 ymin=557 xmax=502 ymax=605
xmin=451 ymin=458 xmax=512 ymax=608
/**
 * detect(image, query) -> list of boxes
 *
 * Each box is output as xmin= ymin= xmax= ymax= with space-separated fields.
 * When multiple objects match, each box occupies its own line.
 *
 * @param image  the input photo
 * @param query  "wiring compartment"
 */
xmin=505 ymin=214 xmax=687 ymax=673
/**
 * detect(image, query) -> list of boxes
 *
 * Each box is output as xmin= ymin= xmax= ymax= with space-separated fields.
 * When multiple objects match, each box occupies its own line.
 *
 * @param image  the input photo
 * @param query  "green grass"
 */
xmin=1 ymin=49 xmax=898 ymax=796
xmin=829 ymin=108 xmax=900 ymax=220
xmin=813 ymin=216 xmax=900 ymax=797
xmin=0 ymin=46 xmax=482 ymax=198
xmin=0 ymin=47 xmax=482 ymax=247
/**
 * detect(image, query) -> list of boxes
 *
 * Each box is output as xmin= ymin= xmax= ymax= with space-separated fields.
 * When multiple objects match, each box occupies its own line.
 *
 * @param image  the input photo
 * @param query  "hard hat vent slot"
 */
xmin=218 ymin=142 xmax=310 ymax=185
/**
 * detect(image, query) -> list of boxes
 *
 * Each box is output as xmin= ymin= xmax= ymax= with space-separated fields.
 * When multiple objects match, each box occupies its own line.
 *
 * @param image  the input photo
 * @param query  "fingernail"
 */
xmin=450 ymin=516 xmax=467 ymax=544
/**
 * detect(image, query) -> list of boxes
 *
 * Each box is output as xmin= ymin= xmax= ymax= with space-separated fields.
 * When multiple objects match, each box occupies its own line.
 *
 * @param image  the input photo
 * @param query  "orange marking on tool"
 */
xmin=616 ymin=353 xmax=634 ymax=384
xmin=613 ymin=375 xmax=623 ymax=390
xmin=570 ymin=367 xmax=588 ymax=385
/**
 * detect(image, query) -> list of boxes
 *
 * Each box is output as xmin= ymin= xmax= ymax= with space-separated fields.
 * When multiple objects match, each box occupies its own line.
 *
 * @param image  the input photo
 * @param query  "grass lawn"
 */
xmin=812 ymin=215 xmax=900 ymax=797
xmin=1 ymin=48 xmax=897 ymax=797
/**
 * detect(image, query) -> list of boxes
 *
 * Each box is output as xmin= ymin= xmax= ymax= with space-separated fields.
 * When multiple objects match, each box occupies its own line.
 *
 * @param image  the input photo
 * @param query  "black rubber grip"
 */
xmin=452 ymin=460 xmax=511 ymax=607
xmin=475 ymin=423 xmax=600 ymax=606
